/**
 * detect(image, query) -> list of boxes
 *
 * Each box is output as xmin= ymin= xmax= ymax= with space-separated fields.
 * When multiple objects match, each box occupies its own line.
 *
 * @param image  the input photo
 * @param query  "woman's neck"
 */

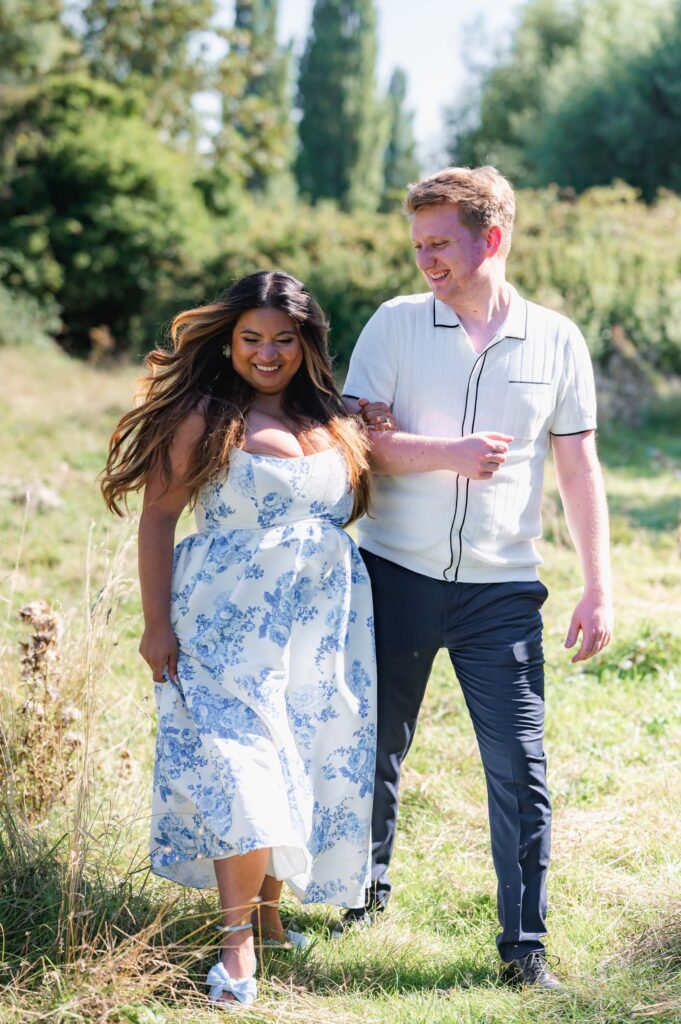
xmin=250 ymin=393 xmax=286 ymax=418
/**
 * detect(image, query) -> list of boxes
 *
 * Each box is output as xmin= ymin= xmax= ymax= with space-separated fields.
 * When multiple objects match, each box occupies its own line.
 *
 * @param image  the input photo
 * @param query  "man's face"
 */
xmin=411 ymin=205 xmax=490 ymax=306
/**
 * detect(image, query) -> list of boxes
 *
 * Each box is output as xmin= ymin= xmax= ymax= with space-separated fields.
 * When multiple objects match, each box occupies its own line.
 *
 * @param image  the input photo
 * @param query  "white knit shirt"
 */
xmin=343 ymin=287 xmax=597 ymax=583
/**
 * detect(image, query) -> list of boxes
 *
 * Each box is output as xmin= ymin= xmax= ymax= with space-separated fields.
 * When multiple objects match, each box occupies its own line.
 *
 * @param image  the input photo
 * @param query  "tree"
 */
xmin=446 ymin=0 xmax=585 ymax=185
xmin=213 ymin=0 xmax=294 ymax=192
xmin=447 ymin=0 xmax=680 ymax=197
xmin=529 ymin=0 xmax=681 ymax=198
xmin=0 ymin=75 xmax=215 ymax=353
xmin=0 ymin=0 xmax=77 ymax=86
xmin=382 ymin=68 xmax=419 ymax=209
xmin=296 ymin=0 xmax=386 ymax=212
xmin=81 ymin=0 xmax=215 ymax=140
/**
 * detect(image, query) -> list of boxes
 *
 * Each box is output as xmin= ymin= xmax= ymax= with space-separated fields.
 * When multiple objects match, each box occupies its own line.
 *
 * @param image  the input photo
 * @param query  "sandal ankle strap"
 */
xmin=218 ymin=922 xmax=254 ymax=934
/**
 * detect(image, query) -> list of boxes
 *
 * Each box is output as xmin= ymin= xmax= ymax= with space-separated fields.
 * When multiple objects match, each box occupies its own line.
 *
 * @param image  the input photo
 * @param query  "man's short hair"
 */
xmin=405 ymin=166 xmax=516 ymax=258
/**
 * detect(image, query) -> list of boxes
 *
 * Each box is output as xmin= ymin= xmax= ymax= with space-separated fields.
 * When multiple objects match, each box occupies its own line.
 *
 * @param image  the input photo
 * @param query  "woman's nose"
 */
xmin=258 ymin=341 xmax=277 ymax=360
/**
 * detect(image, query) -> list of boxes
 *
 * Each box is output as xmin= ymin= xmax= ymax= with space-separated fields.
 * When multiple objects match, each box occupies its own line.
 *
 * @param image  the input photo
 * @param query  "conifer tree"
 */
xmin=296 ymin=0 xmax=386 ymax=211
xmin=382 ymin=68 xmax=419 ymax=208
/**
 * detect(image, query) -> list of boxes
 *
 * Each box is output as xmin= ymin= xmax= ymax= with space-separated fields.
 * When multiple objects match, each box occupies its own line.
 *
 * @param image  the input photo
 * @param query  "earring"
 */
xmin=222 ymin=342 xmax=231 ymax=358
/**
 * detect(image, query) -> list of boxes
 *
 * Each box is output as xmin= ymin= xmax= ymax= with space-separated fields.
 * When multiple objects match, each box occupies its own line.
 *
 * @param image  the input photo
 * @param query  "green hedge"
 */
xmin=511 ymin=183 xmax=681 ymax=372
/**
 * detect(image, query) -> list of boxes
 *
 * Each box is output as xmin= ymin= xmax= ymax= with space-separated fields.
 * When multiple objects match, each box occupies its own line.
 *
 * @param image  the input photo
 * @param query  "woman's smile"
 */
xmin=231 ymin=307 xmax=303 ymax=395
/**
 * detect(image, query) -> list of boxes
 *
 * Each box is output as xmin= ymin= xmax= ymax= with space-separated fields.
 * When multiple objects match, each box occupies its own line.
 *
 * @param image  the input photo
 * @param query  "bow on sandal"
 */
xmin=207 ymin=923 xmax=257 ymax=1009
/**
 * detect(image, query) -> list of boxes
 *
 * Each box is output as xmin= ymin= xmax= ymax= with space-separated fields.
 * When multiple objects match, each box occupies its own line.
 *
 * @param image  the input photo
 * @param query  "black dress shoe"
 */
xmin=501 ymin=951 xmax=564 ymax=990
xmin=331 ymin=886 xmax=390 ymax=937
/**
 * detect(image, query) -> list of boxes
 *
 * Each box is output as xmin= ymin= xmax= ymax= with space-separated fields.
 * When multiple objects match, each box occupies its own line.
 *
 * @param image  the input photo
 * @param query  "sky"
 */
xmin=277 ymin=0 xmax=525 ymax=169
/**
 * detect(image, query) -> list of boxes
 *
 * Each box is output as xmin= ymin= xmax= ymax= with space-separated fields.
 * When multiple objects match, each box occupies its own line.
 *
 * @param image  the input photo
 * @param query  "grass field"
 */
xmin=1 ymin=345 xmax=680 ymax=1024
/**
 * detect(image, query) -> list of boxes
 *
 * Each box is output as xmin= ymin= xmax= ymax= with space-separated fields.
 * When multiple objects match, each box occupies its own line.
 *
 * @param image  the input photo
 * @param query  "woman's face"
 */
xmin=231 ymin=306 xmax=304 ymax=396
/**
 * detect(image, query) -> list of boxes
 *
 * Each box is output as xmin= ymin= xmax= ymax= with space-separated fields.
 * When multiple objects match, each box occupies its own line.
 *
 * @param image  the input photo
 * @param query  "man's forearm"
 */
xmin=555 ymin=452 xmax=611 ymax=594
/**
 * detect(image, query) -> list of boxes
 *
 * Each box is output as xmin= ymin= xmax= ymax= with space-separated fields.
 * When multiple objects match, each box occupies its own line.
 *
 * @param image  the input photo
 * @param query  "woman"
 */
xmin=102 ymin=271 xmax=377 ymax=1008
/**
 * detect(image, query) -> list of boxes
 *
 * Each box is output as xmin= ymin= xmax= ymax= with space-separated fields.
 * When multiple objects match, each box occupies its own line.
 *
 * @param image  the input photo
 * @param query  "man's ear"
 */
xmin=486 ymin=225 xmax=503 ymax=258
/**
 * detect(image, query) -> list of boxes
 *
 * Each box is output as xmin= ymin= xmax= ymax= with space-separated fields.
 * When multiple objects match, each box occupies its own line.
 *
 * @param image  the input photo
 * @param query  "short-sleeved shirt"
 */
xmin=343 ymin=286 xmax=597 ymax=583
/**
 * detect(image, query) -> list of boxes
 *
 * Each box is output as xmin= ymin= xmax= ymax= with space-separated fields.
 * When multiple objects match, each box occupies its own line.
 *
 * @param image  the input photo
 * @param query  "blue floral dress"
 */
xmin=150 ymin=446 xmax=376 ymax=907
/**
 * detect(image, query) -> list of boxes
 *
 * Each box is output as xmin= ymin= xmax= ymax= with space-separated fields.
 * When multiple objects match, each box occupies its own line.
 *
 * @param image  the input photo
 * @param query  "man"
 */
xmin=340 ymin=166 xmax=613 ymax=988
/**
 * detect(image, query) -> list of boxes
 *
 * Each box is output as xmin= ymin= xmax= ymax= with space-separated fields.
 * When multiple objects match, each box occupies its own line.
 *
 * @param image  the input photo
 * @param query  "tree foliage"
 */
xmin=81 ymin=0 xmax=215 ymax=139
xmin=528 ymin=0 xmax=681 ymax=198
xmin=296 ymin=0 xmax=387 ymax=211
xmin=382 ymin=68 xmax=419 ymax=210
xmin=213 ymin=0 xmax=295 ymax=192
xmin=449 ymin=0 xmax=681 ymax=198
xmin=0 ymin=0 xmax=77 ymax=86
xmin=447 ymin=0 xmax=585 ymax=185
xmin=1 ymin=0 xmax=680 ymax=376
xmin=0 ymin=75 xmax=215 ymax=353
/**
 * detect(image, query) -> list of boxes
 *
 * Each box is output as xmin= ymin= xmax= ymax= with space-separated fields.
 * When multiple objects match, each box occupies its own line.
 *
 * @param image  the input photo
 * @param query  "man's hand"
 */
xmin=139 ymin=623 xmax=179 ymax=683
xmin=450 ymin=432 xmax=513 ymax=479
xmin=358 ymin=398 xmax=398 ymax=432
xmin=552 ymin=431 xmax=613 ymax=664
xmin=564 ymin=588 xmax=613 ymax=663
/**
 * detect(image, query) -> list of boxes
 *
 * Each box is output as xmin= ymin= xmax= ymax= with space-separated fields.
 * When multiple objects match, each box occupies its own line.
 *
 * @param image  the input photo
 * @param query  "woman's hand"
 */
xmin=139 ymin=623 xmax=179 ymax=683
xmin=358 ymin=398 xmax=399 ymax=432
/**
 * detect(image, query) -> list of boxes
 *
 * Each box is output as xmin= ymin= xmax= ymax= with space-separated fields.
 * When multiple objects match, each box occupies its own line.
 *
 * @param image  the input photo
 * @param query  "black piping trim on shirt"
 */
xmin=443 ymin=354 xmax=481 ymax=579
xmin=504 ymin=299 xmax=529 ymax=341
xmin=453 ymin=351 xmax=487 ymax=581
xmin=342 ymin=394 xmax=359 ymax=400
xmin=433 ymin=295 xmax=529 ymax=338
xmin=549 ymin=428 xmax=596 ymax=436
xmin=433 ymin=296 xmax=460 ymax=329
xmin=440 ymin=348 xmax=489 ymax=581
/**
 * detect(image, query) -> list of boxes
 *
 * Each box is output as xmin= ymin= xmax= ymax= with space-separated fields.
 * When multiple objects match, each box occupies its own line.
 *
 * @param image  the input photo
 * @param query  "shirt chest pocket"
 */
xmin=502 ymin=382 xmax=554 ymax=440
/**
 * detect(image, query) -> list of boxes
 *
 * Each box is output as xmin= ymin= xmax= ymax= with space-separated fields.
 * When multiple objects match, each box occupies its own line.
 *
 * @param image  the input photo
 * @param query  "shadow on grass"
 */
xmin=0 ymin=822 xmax=502 ymax=1002
xmin=278 ymin=894 xmax=503 ymax=996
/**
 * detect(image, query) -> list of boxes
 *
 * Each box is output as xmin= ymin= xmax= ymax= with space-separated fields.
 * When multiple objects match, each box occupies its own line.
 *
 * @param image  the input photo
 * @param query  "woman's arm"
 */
xmin=138 ymin=411 xmax=204 ymax=682
xmin=345 ymin=397 xmax=511 ymax=479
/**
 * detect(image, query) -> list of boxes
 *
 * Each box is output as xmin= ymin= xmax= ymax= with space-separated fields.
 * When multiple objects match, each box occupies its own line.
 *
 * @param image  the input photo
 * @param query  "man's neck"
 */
xmin=450 ymin=277 xmax=511 ymax=355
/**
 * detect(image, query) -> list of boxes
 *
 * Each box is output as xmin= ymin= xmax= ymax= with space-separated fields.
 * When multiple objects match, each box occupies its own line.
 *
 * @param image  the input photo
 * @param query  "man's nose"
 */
xmin=415 ymin=248 xmax=433 ymax=270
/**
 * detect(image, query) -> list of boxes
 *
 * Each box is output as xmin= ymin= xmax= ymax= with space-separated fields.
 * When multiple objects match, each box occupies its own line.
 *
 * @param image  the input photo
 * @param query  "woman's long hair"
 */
xmin=101 ymin=271 xmax=371 ymax=522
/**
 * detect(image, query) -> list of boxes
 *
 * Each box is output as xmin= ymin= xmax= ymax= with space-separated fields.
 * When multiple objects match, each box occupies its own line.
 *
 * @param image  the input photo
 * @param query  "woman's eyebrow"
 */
xmin=239 ymin=328 xmax=297 ymax=336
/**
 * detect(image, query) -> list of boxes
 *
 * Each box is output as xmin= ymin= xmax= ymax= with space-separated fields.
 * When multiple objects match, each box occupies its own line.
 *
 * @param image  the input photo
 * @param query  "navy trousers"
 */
xmin=361 ymin=549 xmax=552 ymax=961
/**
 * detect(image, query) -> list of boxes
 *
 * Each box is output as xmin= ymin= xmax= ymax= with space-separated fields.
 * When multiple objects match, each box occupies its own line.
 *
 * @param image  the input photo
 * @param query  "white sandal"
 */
xmin=207 ymin=923 xmax=257 ymax=1009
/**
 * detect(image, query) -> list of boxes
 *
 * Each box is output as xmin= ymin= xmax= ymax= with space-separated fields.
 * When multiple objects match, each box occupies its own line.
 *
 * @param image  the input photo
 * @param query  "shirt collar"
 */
xmin=501 ymin=285 xmax=528 ymax=340
xmin=432 ymin=285 xmax=528 ymax=340
xmin=433 ymin=297 xmax=460 ymax=328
